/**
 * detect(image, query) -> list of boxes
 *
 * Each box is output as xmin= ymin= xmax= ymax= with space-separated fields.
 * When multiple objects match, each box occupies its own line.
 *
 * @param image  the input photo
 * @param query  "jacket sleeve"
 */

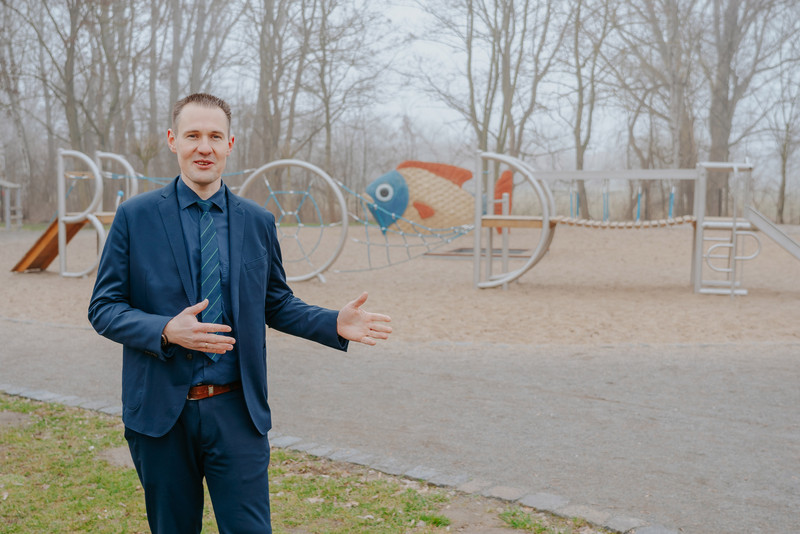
xmin=88 ymin=204 xmax=175 ymax=360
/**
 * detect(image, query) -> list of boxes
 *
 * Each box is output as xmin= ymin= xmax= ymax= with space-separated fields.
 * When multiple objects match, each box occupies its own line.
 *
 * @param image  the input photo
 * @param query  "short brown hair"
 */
xmin=172 ymin=93 xmax=232 ymax=133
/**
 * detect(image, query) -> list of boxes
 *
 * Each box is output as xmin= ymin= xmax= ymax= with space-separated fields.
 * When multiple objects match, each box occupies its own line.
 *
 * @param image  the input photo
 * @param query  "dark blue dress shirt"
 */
xmin=176 ymin=178 xmax=240 ymax=386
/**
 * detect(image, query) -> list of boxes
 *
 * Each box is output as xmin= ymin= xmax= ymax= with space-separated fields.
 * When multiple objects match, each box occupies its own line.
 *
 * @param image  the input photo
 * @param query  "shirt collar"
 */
xmin=177 ymin=177 xmax=227 ymax=212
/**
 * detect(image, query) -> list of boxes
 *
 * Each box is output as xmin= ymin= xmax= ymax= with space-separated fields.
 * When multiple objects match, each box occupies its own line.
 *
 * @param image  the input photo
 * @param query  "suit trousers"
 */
xmin=125 ymin=388 xmax=271 ymax=533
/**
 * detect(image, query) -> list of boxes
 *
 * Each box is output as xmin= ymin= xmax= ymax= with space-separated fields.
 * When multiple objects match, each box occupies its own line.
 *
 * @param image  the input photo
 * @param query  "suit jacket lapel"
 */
xmin=227 ymin=189 xmax=245 ymax=328
xmin=158 ymin=179 xmax=196 ymax=304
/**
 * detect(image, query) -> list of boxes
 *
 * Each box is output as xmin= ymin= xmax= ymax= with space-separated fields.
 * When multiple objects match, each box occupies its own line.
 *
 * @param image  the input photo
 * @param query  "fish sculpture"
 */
xmin=365 ymin=161 xmax=513 ymax=235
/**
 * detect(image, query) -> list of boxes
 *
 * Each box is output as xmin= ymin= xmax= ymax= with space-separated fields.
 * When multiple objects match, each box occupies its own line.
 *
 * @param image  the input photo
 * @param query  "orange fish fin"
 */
xmin=413 ymin=201 xmax=436 ymax=219
xmin=397 ymin=161 xmax=472 ymax=188
xmin=494 ymin=170 xmax=514 ymax=234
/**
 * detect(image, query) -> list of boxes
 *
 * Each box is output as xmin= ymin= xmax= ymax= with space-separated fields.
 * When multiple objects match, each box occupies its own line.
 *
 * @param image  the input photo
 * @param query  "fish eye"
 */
xmin=375 ymin=184 xmax=394 ymax=202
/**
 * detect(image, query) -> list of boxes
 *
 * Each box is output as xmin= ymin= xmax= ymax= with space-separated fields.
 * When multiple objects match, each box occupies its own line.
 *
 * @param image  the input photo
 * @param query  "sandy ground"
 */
xmin=2 ymin=222 xmax=799 ymax=346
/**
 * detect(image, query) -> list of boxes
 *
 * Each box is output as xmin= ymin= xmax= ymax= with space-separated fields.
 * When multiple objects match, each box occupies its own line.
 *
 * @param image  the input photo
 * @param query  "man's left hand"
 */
xmin=337 ymin=292 xmax=392 ymax=345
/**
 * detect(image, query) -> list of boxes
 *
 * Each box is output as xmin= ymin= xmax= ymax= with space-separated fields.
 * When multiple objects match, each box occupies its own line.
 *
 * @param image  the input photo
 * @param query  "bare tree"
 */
xmin=557 ymin=0 xmax=615 ymax=219
xmin=304 ymin=0 xmax=388 ymax=175
xmin=417 ymin=0 xmax=568 ymax=157
xmin=700 ymin=0 xmax=797 ymax=215
xmin=764 ymin=40 xmax=800 ymax=224
xmin=605 ymin=0 xmax=703 ymax=217
xmin=247 ymin=0 xmax=344 ymax=166
xmin=7 ymin=0 xmax=94 ymax=152
xmin=609 ymin=0 xmax=703 ymax=169
xmin=0 ymin=2 xmax=35 ymax=181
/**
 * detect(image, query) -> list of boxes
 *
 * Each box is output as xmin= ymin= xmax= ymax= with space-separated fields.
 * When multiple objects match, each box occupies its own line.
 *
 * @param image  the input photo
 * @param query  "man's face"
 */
xmin=167 ymin=103 xmax=234 ymax=197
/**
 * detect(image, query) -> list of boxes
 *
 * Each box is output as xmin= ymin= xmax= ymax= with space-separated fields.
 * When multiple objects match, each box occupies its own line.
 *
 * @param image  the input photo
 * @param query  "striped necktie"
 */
xmin=198 ymin=199 xmax=223 ymax=362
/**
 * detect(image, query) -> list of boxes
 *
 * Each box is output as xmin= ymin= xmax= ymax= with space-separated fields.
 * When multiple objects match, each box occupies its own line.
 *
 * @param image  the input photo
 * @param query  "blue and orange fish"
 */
xmin=365 ymin=161 xmax=513 ymax=234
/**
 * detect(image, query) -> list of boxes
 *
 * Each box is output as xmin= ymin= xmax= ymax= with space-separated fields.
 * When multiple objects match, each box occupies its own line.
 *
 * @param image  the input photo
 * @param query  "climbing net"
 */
xmin=335 ymin=182 xmax=473 ymax=273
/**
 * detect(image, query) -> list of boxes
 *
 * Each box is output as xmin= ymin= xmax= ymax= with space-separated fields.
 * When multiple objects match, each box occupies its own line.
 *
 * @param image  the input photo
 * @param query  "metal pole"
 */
xmin=728 ymin=167 xmax=741 ymax=297
xmin=692 ymin=166 xmax=707 ymax=292
xmin=3 ymin=187 xmax=9 ymax=230
xmin=57 ymin=149 xmax=67 ymax=275
xmin=473 ymin=152 xmax=483 ymax=288
xmin=501 ymin=192 xmax=510 ymax=290
xmin=15 ymin=187 xmax=21 ymax=228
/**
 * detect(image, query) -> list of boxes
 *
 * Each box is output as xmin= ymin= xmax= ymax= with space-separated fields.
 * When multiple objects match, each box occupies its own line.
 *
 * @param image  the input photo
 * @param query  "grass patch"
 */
xmin=0 ymin=394 xmax=454 ymax=533
xmin=268 ymin=450 xmax=451 ymax=532
xmin=0 ymin=394 xmax=152 ymax=533
xmin=499 ymin=507 xmax=600 ymax=533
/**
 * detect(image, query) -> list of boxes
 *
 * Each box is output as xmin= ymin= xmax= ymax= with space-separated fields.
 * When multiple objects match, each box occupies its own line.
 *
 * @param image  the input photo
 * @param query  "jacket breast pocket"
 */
xmin=244 ymin=254 xmax=267 ymax=272
xmin=242 ymin=254 xmax=268 ymax=301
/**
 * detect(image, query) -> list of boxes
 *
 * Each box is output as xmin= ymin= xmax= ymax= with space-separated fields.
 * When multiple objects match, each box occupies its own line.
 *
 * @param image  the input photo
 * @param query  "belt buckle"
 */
xmin=208 ymin=385 xmax=214 ymax=397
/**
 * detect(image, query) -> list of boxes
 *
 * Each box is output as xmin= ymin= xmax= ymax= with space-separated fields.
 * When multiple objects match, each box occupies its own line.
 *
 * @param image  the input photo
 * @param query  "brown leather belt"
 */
xmin=187 ymin=381 xmax=241 ymax=401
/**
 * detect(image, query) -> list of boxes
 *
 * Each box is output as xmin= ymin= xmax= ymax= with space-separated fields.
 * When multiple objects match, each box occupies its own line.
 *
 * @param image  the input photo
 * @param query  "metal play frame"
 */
xmin=238 ymin=159 xmax=348 ymax=283
xmin=57 ymin=149 xmax=139 ymax=277
xmin=473 ymin=153 xmax=800 ymax=295
xmin=11 ymin=149 xmax=139 ymax=276
xmin=16 ymin=149 xmax=799 ymax=294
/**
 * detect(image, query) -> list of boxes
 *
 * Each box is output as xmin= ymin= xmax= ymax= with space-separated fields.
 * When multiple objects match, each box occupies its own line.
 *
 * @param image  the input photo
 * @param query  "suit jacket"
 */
xmin=89 ymin=177 xmax=347 ymax=438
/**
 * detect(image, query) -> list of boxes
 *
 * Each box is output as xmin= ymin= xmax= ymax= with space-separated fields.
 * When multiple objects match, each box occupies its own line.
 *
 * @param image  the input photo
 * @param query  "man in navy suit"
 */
xmin=88 ymin=93 xmax=392 ymax=533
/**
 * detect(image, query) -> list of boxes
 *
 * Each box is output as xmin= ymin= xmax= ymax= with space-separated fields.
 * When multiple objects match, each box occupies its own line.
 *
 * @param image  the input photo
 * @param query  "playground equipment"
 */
xmin=692 ymin=161 xmax=800 ymax=295
xmin=12 ymin=147 xmax=799 ymax=296
xmin=238 ymin=159 xmax=348 ymax=282
xmin=238 ymin=159 xmax=474 ymax=279
xmin=472 ymin=152 xmax=800 ymax=295
xmin=12 ymin=149 xmax=138 ymax=276
xmin=0 ymin=177 xmax=23 ymax=230
xmin=12 ymin=150 xmax=346 ymax=282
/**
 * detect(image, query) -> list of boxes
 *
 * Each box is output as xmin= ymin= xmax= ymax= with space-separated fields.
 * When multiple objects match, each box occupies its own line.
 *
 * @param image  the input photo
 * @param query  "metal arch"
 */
xmin=239 ymin=159 xmax=348 ymax=282
xmin=58 ymin=149 xmax=107 ymax=277
xmin=513 ymin=158 xmax=558 ymax=269
xmin=61 ymin=213 xmax=107 ymax=278
xmin=475 ymin=152 xmax=554 ymax=289
xmin=59 ymin=149 xmax=104 ymax=224
xmin=96 ymin=151 xmax=139 ymax=200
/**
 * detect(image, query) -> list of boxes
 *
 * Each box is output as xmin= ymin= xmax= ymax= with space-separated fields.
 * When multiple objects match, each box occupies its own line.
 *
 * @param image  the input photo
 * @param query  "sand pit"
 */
xmin=2 ymin=222 xmax=799 ymax=346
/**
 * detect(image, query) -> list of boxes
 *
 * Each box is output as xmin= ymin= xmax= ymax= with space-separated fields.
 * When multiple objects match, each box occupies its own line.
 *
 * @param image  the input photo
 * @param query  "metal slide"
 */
xmin=745 ymin=207 xmax=800 ymax=261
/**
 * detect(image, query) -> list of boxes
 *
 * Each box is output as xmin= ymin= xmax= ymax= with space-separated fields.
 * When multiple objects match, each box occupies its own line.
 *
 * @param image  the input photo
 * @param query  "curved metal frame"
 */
xmin=96 ymin=150 xmax=139 ymax=200
xmin=474 ymin=152 xmax=554 ymax=289
xmin=239 ymin=159 xmax=348 ymax=282
xmin=57 ymin=148 xmax=107 ymax=278
xmin=705 ymin=232 xmax=761 ymax=273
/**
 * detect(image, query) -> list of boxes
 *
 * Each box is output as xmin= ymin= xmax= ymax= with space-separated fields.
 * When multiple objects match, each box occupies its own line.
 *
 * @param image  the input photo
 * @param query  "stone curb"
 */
xmin=269 ymin=432 xmax=678 ymax=533
xmin=1 ymin=385 xmax=679 ymax=534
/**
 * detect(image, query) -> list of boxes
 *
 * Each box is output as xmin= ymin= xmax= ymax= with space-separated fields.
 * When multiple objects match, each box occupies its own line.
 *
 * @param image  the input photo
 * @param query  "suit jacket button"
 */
xmin=186 ymin=353 xmax=193 ymax=360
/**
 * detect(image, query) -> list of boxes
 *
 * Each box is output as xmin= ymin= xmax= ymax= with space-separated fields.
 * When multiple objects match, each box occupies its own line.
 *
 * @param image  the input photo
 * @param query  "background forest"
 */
xmin=1 ymin=0 xmax=799 ymax=223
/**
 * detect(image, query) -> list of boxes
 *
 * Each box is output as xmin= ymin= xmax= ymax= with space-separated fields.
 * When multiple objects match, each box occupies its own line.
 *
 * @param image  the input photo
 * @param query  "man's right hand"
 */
xmin=162 ymin=299 xmax=236 ymax=354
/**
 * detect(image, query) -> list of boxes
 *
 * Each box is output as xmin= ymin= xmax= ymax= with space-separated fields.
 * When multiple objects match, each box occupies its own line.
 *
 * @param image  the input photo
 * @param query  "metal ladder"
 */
xmin=697 ymin=217 xmax=761 ymax=295
xmin=691 ymin=163 xmax=761 ymax=296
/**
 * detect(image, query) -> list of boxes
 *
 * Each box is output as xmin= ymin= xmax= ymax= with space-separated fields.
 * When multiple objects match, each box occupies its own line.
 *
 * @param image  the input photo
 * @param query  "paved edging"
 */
xmin=1 ymin=384 xmax=678 ymax=534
